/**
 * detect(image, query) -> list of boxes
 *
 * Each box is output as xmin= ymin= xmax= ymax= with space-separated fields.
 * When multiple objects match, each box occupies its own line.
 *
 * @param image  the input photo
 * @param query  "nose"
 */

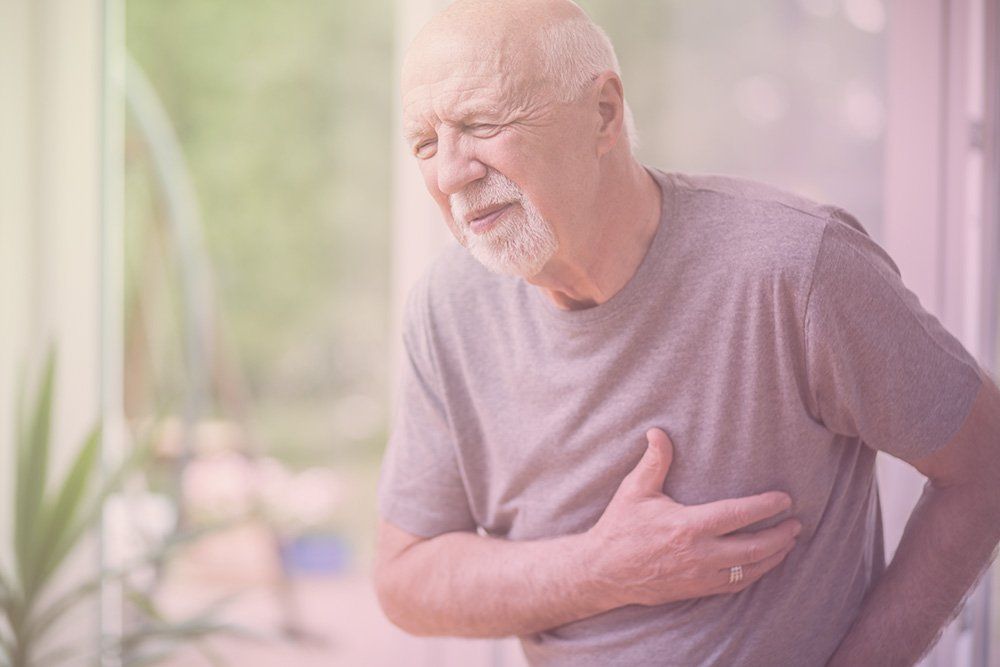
xmin=435 ymin=129 xmax=487 ymax=196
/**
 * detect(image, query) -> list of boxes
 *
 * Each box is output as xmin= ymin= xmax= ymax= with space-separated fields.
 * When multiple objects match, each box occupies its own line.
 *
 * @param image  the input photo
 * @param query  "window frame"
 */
xmin=880 ymin=0 xmax=998 ymax=665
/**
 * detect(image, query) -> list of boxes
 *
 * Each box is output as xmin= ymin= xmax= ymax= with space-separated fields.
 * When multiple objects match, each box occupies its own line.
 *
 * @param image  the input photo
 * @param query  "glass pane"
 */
xmin=582 ymin=0 xmax=886 ymax=240
xmin=123 ymin=1 xmax=392 ymax=664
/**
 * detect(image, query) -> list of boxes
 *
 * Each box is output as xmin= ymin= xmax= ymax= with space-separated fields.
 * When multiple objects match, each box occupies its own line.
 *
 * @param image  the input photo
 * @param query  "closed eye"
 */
xmin=468 ymin=123 xmax=503 ymax=136
xmin=414 ymin=138 xmax=437 ymax=159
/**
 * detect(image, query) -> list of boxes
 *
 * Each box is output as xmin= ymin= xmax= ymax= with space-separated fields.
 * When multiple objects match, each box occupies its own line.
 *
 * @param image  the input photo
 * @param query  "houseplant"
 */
xmin=0 ymin=347 xmax=247 ymax=666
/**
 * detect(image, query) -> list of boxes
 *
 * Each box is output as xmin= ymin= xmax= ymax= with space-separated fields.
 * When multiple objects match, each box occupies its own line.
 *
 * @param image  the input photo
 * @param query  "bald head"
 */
xmin=403 ymin=0 xmax=637 ymax=153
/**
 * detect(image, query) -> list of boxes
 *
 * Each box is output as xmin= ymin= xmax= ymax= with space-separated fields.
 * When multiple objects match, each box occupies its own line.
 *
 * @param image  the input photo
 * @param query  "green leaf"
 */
xmin=0 ymin=630 xmax=12 ymax=664
xmin=20 ymin=573 xmax=103 ymax=646
xmin=124 ymin=589 xmax=166 ymax=624
xmin=24 ymin=541 xmax=175 ymax=646
xmin=119 ymin=619 xmax=247 ymax=651
xmin=116 ymin=587 xmax=258 ymax=655
xmin=0 ymin=563 xmax=13 ymax=608
xmin=41 ymin=437 xmax=152 ymax=590
xmin=30 ymin=422 xmax=102 ymax=592
xmin=120 ymin=648 xmax=180 ymax=667
xmin=14 ymin=346 xmax=56 ymax=598
xmin=21 ymin=444 xmax=173 ymax=649
xmin=17 ymin=410 xmax=161 ymax=648
xmin=193 ymin=639 xmax=227 ymax=667
xmin=0 ymin=563 xmax=20 ymax=648
xmin=26 ymin=642 xmax=78 ymax=667
xmin=5 ymin=355 xmax=237 ymax=665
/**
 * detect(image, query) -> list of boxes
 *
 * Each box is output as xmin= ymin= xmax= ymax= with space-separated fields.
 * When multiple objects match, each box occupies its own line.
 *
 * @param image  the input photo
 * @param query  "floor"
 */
xmin=148 ymin=522 xmax=529 ymax=667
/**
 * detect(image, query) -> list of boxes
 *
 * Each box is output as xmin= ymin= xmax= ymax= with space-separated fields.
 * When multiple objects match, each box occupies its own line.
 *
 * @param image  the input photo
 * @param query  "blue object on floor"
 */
xmin=280 ymin=533 xmax=351 ymax=575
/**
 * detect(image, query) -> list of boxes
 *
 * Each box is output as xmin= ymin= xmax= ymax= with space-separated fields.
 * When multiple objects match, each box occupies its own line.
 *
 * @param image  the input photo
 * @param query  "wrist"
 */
xmin=571 ymin=529 xmax=631 ymax=612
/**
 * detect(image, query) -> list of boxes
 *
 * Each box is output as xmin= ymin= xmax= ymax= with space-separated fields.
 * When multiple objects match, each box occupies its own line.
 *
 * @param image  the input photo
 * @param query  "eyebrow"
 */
xmin=403 ymin=104 xmax=506 ymax=143
xmin=403 ymin=125 xmax=426 ymax=143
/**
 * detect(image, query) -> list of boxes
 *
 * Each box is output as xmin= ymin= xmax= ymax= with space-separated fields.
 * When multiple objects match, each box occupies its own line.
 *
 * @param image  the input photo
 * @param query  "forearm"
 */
xmin=376 ymin=529 xmax=618 ymax=638
xmin=827 ymin=482 xmax=1000 ymax=666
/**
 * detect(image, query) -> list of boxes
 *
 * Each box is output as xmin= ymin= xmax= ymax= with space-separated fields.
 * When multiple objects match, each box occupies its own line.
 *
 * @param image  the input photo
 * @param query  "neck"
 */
xmin=525 ymin=158 xmax=662 ymax=311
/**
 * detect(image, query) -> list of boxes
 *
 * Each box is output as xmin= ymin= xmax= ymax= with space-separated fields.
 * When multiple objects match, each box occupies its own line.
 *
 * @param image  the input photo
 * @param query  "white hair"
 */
xmin=536 ymin=12 xmax=640 ymax=155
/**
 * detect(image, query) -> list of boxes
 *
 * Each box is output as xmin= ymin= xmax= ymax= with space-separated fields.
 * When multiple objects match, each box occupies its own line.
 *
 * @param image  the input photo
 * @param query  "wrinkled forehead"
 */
xmin=401 ymin=31 xmax=545 ymax=127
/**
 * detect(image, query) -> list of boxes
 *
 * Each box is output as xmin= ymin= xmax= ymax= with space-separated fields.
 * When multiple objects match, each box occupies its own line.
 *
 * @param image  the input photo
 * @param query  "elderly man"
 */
xmin=373 ymin=0 xmax=1000 ymax=665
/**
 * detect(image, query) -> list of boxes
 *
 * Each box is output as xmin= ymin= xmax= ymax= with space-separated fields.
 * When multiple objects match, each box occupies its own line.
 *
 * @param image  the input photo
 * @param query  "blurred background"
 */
xmin=1 ymin=0 xmax=998 ymax=665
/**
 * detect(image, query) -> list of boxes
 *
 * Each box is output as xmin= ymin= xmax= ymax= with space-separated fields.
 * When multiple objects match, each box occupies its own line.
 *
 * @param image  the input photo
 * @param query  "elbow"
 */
xmin=373 ymin=518 xmax=445 ymax=636
xmin=923 ymin=469 xmax=1000 ymax=547
xmin=924 ymin=469 xmax=1000 ymax=513
xmin=372 ymin=564 xmax=438 ymax=637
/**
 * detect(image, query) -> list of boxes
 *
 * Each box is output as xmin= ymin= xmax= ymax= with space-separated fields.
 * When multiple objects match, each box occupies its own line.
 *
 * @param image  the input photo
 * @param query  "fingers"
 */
xmin=708 ymin=518 xmax=802 ymax=568
xmin=686 ymin=491 xmax=792 ymax=536
xmin=618 ymin=428 xmax=675 ymax=498
xmin=712 ymin=541 xmax=796 ymax=594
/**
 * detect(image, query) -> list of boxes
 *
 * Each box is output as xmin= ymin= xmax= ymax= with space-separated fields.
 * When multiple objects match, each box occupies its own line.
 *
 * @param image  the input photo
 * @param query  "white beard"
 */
xmin=451 ymin=171 xmax=558 ymax=278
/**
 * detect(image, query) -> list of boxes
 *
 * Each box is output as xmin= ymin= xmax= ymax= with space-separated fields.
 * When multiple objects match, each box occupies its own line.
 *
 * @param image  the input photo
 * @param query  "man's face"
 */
xmin=401 ymin=33 xmax=596 ymax=277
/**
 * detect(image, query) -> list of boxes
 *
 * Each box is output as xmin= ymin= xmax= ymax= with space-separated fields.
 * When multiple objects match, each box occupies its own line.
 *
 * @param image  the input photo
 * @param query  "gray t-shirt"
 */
xmin=376 ymin=167 xmax=982 ymax=666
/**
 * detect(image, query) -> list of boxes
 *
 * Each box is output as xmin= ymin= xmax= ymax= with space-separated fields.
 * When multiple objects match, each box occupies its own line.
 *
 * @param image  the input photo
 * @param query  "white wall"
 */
xmin=0 ymin=0 xmax=34 ymax=568
xmin=0 ymin=0 xmax=107 ymax=662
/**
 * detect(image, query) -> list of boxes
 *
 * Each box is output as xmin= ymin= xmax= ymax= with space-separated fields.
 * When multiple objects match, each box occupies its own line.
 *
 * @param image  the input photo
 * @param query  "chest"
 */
xmin=442 ymin=304 xmax=831 ymax=541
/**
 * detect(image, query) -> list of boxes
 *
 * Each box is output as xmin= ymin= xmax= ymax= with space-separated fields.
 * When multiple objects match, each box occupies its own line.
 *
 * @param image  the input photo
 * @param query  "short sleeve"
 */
xmin=376 ymin=273 xmax=477 ymax=538
xmin=802 ymin=211 xmax=982 ymax=461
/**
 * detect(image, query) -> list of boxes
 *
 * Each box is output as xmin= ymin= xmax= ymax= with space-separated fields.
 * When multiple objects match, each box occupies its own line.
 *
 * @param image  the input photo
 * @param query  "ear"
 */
xmin=593 ymin=71 xmax=625 ymax=157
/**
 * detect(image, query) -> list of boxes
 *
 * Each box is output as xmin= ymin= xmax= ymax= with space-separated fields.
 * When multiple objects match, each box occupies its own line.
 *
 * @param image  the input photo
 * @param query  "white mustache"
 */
xmin=451 ymin=173 xmax=523 ymax=225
